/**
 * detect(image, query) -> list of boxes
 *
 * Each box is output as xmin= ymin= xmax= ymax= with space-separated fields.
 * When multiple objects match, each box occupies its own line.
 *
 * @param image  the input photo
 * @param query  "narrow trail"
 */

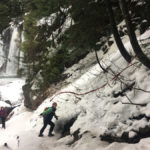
xmin=0 ymin=111 xmax=69 ymax=150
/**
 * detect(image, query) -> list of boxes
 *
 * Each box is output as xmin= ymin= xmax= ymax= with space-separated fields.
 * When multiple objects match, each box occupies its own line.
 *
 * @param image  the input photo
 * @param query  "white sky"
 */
xmin=0 ymin=29 xmax=150 ymax=150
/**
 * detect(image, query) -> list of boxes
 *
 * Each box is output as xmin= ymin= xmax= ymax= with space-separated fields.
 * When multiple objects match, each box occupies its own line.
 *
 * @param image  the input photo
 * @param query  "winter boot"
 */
xmin=48 ymin=133 xmax=54 ymax=137
xmin=38 ymin=133 xmax=44 ymax=137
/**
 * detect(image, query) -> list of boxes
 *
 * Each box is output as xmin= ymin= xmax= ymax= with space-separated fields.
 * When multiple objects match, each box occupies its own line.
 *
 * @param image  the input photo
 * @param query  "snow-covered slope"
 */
xmin=0 ymin=30 xmax=150 ymax=150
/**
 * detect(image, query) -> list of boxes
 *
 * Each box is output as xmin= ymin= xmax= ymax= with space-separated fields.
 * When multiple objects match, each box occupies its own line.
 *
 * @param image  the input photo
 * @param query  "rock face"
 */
xmin=22 ymin=83 xmax=33 ymax=109
xmin=100 ymin=126 xmax=150 ymax=143
xmin=100 ymin=114 xmax=150 ymax=143
xmin=131 ymin=0 xmax=150 ymax=34
xmin=22 ymin=83 xmax=47 ymax=110
xmin=22 ymin=81 xmax=67 ymax=110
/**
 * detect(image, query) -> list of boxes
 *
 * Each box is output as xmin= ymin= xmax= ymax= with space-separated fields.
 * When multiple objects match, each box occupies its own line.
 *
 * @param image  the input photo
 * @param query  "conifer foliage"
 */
xmin=21 ymin=0 xmax=111 ymax=88
xmin=1 ymin=0 xmax=150 ymax=89
xmin=0 ymin=0 xmax=23 ymax=33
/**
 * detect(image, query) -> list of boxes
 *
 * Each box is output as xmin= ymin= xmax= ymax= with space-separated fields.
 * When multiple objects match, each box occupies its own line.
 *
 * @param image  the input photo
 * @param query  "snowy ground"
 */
xmin=0 ymin=78 xmax=25 ymax=106
xmin=0 ymin=30 xmax=150 ymax=149
xmin=1 ymin=109 xmax=150 ymax=150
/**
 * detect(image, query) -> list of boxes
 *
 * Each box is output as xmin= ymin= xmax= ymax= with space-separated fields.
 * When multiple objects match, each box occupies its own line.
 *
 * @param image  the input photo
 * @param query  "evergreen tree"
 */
xmin=0 ymin=0 xmax=10 ymax=33
xmin=64 ymin=0 xmax=110 ymax=50
xmin=21 ymin=0 xmax=69 ymax=87
xmin=105 ymin=0 xmax=132 ymax=63
xmin=119 ymin=0 xmax=150 ymax=69
xmin=0 ymin=0 xmax=23 ymax=34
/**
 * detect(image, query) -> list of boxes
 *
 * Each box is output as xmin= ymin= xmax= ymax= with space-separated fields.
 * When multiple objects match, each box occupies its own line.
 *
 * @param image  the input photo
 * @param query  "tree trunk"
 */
xmin=119 ymin=0 xmax=150 ymax=69
xmin=106 ymin=0 xmax=132 ymax=63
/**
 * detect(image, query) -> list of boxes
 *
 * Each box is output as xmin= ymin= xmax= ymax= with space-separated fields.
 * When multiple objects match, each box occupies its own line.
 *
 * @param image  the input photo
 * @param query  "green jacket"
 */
xmin=42 ymin=107 xmax=53 ymax=116
xmin=41 ymin=107 xmax=58 ymax=121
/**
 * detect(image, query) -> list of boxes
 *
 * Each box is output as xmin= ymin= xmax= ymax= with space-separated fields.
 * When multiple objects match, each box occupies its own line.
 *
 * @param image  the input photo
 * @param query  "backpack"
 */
xmin=44 ymin=107 xmax=49 ymax=112
xmin=41 ymin=107 xmax=53 ymax=117
xmin=0 ymin=108 xmax=7 ymax=117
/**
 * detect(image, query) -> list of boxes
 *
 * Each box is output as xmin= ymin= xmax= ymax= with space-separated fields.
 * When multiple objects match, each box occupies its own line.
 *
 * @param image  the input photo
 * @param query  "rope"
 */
xmin=50 ymin=57 xmax=135 ymax=102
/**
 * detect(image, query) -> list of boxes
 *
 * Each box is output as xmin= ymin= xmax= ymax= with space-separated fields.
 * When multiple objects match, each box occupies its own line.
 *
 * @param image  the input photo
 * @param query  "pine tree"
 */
xmin=119 ymin=0 xmax=150 ymax=69
xmin=0 ymin=0 xmax=23 ymax=34
xmin=106 ymin=0 xmax=132 ymax=63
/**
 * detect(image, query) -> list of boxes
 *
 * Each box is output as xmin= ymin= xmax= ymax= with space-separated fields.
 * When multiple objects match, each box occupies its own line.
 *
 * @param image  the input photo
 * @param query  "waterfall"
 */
xmin=0 ymin=25 xmax=21 ymax=77
xmin=0 ymin=39 xmax=5 ymax=69
xmin=0 ymin=25 xmax=25 ymax=105
xmin=6 ymin=27 xmax=19 ymax=76
xmin=0 ymin=27 xmax=13 ymax=75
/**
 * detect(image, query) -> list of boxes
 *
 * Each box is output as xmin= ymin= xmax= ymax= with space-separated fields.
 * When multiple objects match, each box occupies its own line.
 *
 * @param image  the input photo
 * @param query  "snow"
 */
xmin=0 ymin=101 xmax=10 ymax=107
xmin=0 ymin=78 xmax=25 ymax=105
xmin=0 ymin=29 xmax=150 ymax=149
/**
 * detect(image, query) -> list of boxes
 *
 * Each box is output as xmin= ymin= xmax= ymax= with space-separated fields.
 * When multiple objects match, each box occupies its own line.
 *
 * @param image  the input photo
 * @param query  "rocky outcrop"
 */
xmin=22 ymin=80 xmax=68 ymax=110
xmin=100 ymin=125 xmax=150 ymax=143
xmin=22 ymin=83 xmax=48 ymax=110
xmin=22 ymin=83 xmax=33 ymax=109
xmin=100 ymin=113 xmax=150 ymax=143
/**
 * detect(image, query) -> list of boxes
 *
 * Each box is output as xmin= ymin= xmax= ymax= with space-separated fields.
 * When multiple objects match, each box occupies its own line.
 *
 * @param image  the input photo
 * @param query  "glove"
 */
xmin=56 ymin=116 xmax=58 ymax=120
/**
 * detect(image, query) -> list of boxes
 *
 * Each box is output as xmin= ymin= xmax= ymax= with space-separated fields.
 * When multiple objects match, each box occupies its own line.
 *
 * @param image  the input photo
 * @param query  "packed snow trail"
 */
xmin=0 ymin=109 xmax=64 ymax=150
xmin=0 ymin=109 xmax=107 ymax=150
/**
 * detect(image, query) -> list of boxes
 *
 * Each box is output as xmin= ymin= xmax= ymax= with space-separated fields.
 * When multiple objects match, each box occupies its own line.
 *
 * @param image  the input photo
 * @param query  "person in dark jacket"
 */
xmin=39 ymin=102 xmax=58 ymax=137
xmin=0 ymin=107 xmax=7 ymax=129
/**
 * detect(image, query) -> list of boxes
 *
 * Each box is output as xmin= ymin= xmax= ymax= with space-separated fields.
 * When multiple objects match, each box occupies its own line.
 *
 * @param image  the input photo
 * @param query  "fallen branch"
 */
xmin=121 ymin=94 xmax=147 ymax=107
xmin=134 ymin=88 xmax=150 ymax=93
xmin=113 ymin=82 xmax=135 ymax=98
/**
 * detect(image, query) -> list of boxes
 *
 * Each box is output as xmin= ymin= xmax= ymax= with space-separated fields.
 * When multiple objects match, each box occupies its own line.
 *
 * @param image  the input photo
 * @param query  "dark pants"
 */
xmin=40 ymin=119 xmax=55 ymax=135
xmin=0 ymin=117 xmax=6 ymax=129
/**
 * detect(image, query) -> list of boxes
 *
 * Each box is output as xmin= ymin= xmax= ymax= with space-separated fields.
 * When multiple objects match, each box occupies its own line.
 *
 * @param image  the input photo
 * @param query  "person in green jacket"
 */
xmin=39 ymin=102 xmax=58 ymax=137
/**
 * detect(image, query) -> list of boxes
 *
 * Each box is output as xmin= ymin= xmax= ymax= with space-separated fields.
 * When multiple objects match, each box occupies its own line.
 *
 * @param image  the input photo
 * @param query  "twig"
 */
xmin=125 ymin=94 xmax=133 ymax=104
xmin=122 ymin=94 xmax=147 ymax=107
xmin=134 ymin=88 xmax=150 ymax=93
xmin=121 ymin=101 xmax=146 ymax=106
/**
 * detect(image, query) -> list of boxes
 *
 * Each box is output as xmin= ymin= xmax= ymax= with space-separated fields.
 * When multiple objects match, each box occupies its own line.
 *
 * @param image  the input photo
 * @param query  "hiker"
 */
xmin=39 ymin=102 xmax=58 ymax=137
xmin=0 ymin=107 xmax=7 ymax=129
